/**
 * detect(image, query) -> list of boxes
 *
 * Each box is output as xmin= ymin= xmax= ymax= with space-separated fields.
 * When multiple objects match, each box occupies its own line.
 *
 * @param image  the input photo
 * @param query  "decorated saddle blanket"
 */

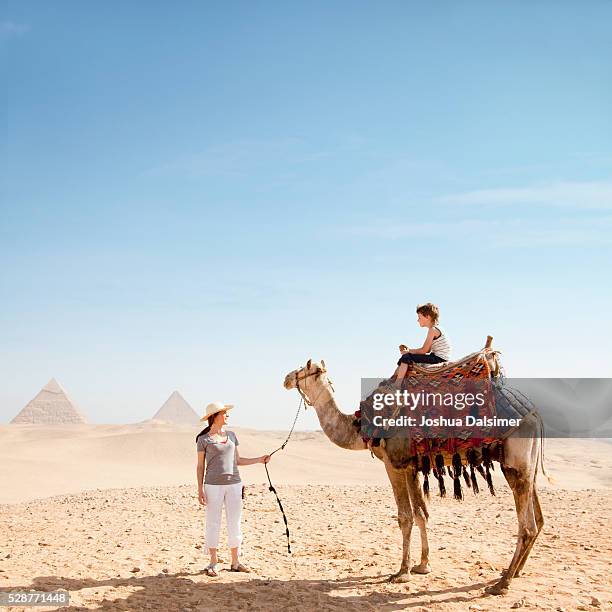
xmin=355 ymin=349 xmax=533 ymax=456
xmin=353 ymin=349 xmax=536 ymax=498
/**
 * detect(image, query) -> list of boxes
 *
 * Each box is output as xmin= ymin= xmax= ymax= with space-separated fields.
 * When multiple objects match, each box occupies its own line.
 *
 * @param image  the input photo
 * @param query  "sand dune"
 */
xmin=0 ymin=423 xmax=610 ymax=504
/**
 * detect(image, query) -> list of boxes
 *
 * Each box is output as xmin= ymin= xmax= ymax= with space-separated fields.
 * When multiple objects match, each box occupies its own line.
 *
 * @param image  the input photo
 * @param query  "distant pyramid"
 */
xmin=11 ymin=378 xmax=88 ymax=424
xmin=152 ymin=391 xmax=200 ymax=424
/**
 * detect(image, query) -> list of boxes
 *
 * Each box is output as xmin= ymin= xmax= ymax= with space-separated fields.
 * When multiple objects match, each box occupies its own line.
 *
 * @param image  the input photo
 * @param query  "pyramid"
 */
xmin=152 ymin=391 xmax=200 ymax=424
xmin=11 ymin=378 xmax=88 ymax=424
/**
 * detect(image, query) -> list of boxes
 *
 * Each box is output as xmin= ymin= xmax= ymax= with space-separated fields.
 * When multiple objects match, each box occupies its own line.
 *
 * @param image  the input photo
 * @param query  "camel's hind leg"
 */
xmin=383 ymin=460 xmax=413 ymax=583
xmin=487 ymin=465 xmax=538 ymax=595
xmin=515 ymin=486 xmax=544 ymax=574
xmin=407 ymin=472 xmax=431 ymax=574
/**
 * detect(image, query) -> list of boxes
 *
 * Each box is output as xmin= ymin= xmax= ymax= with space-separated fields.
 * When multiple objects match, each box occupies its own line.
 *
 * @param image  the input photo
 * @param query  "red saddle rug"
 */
xmin=353 ymin=349 xmax=514 ymax=499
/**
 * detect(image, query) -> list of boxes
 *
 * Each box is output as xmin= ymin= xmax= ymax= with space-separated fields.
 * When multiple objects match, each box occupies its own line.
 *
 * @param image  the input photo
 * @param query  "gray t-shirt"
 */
xmin=196 ymin=430 xmax=242 ymax=485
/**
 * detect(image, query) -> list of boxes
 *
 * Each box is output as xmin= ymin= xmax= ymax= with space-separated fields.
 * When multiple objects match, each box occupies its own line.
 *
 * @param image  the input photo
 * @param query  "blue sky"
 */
xmin=2 ymin=1 xmax=611 ymax=428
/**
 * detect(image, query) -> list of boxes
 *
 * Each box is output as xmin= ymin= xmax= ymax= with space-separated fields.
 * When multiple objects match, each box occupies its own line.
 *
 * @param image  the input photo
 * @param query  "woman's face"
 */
xmin=215 ymin=410 xmax=229 ymax=426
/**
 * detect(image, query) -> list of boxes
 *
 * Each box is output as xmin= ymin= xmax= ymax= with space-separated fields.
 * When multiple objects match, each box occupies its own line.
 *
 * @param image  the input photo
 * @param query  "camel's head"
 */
xmin=283 ymin=359 xmax=328 ymax=395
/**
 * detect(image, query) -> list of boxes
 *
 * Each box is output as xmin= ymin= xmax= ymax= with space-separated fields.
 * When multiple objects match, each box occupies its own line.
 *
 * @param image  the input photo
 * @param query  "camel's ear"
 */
xmin=321 ymin=359 xmax=326 ymax=370
xmin=306 ymin=358 xmax=312 ymax=371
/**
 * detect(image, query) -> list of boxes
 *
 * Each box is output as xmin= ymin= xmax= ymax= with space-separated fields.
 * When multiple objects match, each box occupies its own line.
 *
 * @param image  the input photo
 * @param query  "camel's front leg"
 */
xmin=384 ymin=461 xmax=413 ymax=583
xmin=407 ymin=473 xmax=431 ymax=574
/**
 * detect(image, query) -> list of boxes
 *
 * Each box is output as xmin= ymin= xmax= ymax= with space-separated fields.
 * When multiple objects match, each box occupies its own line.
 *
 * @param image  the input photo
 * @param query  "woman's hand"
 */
xmin=260 ymin=454 xmax=271 ymax=464
xmin=198 ymin=489 xmax=207 ymax=506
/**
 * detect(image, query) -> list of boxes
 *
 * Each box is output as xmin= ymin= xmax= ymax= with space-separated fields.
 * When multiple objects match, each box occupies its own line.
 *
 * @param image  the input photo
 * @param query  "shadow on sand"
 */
xmin=1 ymin=570 xmax=500 ymax=611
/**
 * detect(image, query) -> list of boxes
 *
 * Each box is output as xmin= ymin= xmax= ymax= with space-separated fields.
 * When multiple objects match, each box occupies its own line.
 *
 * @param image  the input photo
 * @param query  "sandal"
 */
xmin=204 ymin=563 xmax=218 ymax=577
xmin=230 ymin=562 xmax=251 ymax=573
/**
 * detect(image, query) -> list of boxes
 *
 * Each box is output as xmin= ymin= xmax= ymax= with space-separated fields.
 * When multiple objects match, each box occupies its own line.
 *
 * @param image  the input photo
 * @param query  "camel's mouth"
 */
xmin=283 ymin=371 xmax=298 ymax=390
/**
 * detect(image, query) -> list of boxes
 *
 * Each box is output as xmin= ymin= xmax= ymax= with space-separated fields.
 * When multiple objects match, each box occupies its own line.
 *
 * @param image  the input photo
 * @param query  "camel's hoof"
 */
xmin=388 ymin=571 xmax=410 ymax=583
xmin=411 ymin=563 xmax=432 ymax=574
xmin=485 ymin=580 xmax=509 ymax=596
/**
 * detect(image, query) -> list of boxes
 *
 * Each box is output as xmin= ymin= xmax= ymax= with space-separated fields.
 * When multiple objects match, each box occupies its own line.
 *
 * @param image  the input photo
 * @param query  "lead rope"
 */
xmin=263 ymin=395 xmax=304 ymax=554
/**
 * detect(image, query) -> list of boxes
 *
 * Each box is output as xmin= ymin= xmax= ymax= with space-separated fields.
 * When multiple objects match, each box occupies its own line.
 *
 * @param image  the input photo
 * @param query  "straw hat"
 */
xmin=200 ymin=401 xmax=234 ymax=421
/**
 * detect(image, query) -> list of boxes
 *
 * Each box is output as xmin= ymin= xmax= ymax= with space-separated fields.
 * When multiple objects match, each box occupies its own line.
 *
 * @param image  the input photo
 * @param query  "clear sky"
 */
xmin=2 ymin=1 xmax=611 ymax=428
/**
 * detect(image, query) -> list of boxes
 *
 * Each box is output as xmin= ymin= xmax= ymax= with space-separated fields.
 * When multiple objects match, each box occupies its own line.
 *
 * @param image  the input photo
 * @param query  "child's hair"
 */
xmin=416 ymin=302 xmax=440 ymax=325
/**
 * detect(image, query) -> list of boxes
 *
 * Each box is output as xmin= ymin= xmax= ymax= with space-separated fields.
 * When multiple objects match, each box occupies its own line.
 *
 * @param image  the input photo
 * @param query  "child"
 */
xmin=394 ymin=303 xmax=452 ymax=379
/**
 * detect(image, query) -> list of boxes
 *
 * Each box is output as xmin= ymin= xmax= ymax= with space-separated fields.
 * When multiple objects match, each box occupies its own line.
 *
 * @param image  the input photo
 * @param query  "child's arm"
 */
xmin=406 ymin=327 xmax=436 ymax=355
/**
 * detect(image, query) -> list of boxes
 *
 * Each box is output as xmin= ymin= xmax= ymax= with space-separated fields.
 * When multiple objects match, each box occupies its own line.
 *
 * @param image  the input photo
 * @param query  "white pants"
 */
xmin=204 ymin=482 xmax=243 ymax=550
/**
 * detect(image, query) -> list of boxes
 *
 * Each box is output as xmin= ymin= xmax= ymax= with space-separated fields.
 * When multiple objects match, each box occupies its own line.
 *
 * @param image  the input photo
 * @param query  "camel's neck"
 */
xmin=308 ymin=379 xmax=368 ymax=451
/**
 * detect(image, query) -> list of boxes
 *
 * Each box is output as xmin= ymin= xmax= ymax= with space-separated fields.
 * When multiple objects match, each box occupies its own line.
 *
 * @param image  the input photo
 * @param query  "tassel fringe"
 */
xmin=415 ymin=446 xmax=498 ymax=501
xmin=421 ymin=455 xmax=431 ymax=499
xmin=435 ymin=453 xmax=446 ymax=497
xmin=485 ymin=466 xmax=495 ymax=496
xmin=482 ymin=445 xmax=496 ymax=495
xmin=466 ymin=448 xmax=480 ymax=495
xmin=462 ymin=465 xmax=471 ymax=489
xmin=451 ymin=453 xmax=463 ymax=501
xmin=470 ymin=465 xmax=479 ymax=494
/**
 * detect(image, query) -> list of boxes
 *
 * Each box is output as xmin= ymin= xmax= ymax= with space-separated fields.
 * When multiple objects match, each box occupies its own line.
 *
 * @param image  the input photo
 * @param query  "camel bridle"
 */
xmin=294 ymin=362 xmax=334 ymax=408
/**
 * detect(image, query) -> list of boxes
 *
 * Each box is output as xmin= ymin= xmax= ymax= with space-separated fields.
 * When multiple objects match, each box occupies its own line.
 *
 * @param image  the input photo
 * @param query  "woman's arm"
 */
xmin=236 ymin=449 xmax=270 ymax=466
xmin=197 ymin=451 xmax=205 ymax=487
xmin=197 ymin=450 xmax=206 ymax=505
xmin=407 ymin=327 xmax=436 ymax=355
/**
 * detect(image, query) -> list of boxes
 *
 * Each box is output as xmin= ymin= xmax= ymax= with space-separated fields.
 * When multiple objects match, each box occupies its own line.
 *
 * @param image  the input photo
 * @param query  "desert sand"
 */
xmin=1 ymin=423 xmax=611 ymax=611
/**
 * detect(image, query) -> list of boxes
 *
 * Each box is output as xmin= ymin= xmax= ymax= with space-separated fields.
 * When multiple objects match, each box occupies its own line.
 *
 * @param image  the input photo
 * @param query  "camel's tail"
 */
xmin=536 ymin=411 xmax=555 ymax=485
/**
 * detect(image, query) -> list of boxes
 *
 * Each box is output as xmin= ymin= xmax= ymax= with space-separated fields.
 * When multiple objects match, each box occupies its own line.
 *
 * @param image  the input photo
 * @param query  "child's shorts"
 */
xmin=397 ymin=352 xmax=447 ymax=367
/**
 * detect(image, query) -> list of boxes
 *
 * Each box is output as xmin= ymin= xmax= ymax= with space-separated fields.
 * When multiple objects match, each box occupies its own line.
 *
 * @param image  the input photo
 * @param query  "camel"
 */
xmin=283 ymin=346 xmax=548 ymax=596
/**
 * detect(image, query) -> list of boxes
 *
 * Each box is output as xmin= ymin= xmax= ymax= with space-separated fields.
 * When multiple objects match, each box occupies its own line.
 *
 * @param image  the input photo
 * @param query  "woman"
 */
xmin=196 ymin=401 xmax=271 ymax=577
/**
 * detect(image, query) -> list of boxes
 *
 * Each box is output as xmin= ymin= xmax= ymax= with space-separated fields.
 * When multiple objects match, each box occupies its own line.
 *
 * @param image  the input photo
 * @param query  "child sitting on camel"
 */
xmin=394 ymin=303 xmax=452 ymax=380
